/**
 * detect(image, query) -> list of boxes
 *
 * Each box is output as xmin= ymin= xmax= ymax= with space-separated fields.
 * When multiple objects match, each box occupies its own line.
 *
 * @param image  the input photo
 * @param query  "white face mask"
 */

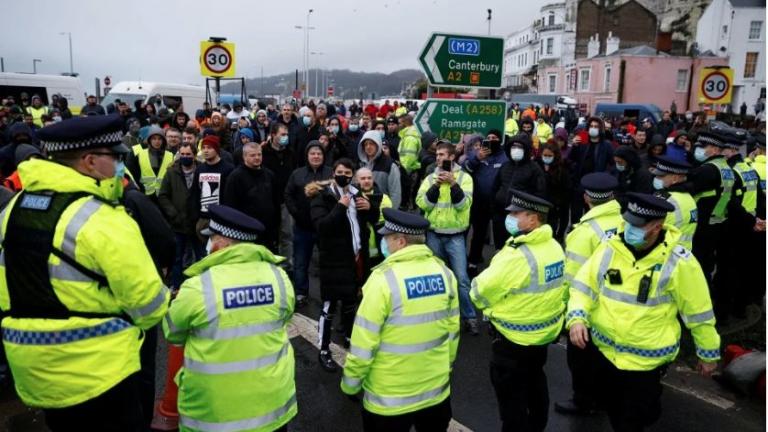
xmin=205 ymin=238 xmax=213 ymax=255
xmin=510 ymin=148 xmax=525 ymax=161
xmin=588 ymin=127 xmax=600 ymax=138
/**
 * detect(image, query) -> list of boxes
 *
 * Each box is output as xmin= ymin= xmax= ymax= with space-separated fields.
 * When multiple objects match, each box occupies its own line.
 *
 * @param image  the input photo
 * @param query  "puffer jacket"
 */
xmin=492 ymin=133 xmax=547 ymax=213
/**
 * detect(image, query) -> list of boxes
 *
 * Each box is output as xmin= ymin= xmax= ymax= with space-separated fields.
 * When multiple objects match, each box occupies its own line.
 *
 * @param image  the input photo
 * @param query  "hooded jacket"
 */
xmin=284 ymin=142 xmax=334 ymax=230
xmin=612 ymin=145 xmax=654 ymax=204
xmin=0 ymin=123 xmax=36 ymax=177
xmin=158 ymin=160 xmax=197 ymax=235
xmin=462 ymin=143 xmax=508 ymax=204
xmin=492 ymin=133 xmax=547 ymax=212
xmin=357 ymin=130 xmax=402 ymax=209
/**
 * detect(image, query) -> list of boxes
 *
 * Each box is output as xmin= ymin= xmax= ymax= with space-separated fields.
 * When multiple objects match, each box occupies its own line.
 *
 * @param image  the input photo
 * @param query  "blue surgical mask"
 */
xmin=653 ymin=177 xmax=665 ymax=190
xmin=278 ymin=135 xmax=289 ymax=146
xmin=623 ymin=222 xmax=647 ymax=247
xmin=505 ymin=214 xmax=520 ymax=235
xmin=542 ymin=156 xmax=554 ymax=165
xmin=349 ymin=124 xmax=359 ymax=132
xmin=380 ymin=237 xmax=390 ymax=258
xmin=694 ymin=147 xmax=708 ymax=162
xmin=379 ymin=130 xmax=386 ymax=140
xmin=329 ymin=126 xmax=339 ymax=135
xmin=615 ymin=164 xmax=626 ymax=172
xmin=302 ymin=116 xmax=311 ymax=127
xmin=114 ymin=160 xmax=126 ymax=180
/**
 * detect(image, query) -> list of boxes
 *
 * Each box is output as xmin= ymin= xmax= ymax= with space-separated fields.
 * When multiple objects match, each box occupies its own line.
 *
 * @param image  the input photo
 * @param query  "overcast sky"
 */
xmin=2 ymin=0 xmax=548 ymax=89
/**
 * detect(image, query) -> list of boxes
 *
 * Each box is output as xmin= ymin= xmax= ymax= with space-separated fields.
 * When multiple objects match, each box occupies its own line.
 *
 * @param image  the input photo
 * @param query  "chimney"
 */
xmin=606 ymin=31 xmax=620 ymax=55
xmin=587 ymin=33 xmax=601 ymax=58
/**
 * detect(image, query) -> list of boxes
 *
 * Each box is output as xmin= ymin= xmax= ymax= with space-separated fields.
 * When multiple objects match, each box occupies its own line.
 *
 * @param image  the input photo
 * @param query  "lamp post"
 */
xmin=33 ymin=59 xmax=42 ymax=74
xmin=294 ymin=9 xmax=315 ymax=99
xmin=311 ymin=52 xmax=325 ymax=98
xmin=487 ymin=9 xmax=492 ymax=35
xmin=59 ymin=32 xmax=73 ymax=75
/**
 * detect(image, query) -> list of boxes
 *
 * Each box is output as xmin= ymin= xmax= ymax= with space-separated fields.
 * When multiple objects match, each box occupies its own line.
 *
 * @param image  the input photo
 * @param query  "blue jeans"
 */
xmin=292 ymin=225 xmax=316 ymax=297
xmin=426 ymin=231 xmax=476 ymax=319
xmin=171 ymin=233 xmax=204 ymax=290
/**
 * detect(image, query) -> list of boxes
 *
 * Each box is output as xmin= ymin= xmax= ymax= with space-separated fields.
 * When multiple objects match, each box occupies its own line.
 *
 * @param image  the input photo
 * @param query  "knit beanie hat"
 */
xmin=201 ymin=135 xmax=221 ymax=154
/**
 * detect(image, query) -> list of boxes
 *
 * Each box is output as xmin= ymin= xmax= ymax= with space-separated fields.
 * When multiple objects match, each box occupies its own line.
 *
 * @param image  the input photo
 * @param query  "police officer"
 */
xmin=747 ymin=134 xmax=766 ymax=303
xmin=567 ymin=193 xmax=720 ymax=432
xmin=341 ymin=209 xmax=459 ymax=432
xmin=164 ymin=204 xmax=296 ymax=432
xmin=688 ymin=131 xmax=734 ymax=317
xmin=650 ymin=155 xmax=698 ymax=250
xmin=0 ymin=114 xmax=169 ymax=430
xmin=721 ymin=133 xmax=765 ymax=316
xmin=470 ymin=190 xmax=566 ymax=432
xmin=556 ymin=173 xmax=622 ymax=416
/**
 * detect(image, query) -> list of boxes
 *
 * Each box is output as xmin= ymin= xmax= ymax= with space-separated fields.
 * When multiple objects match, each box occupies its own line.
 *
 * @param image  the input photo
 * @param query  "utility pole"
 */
xmin=59 ymin=32 xmax=73 ymax=75
xmin=33 ymin=59 xmax=42 ymax=74
xmin=487 ymin=9 xmax=492 ymax=35
xmin=295 ymin=9 xmax=315 ymax=99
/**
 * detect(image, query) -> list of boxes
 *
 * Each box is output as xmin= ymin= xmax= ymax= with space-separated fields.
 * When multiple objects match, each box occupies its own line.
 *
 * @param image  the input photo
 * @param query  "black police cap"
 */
xmin=37 ymin=113 xmax=128 ymax=154
xmin=649 ymin=154 xmax=692 ymax=175
xmin=201 ymin=204 xmax=265 ymax=242
xmin=505 ymin=189 xmax=553 ymax=214
xmin=580 ymin=173 xmax=618 ymax=200
xmin=622 ymin=192 xmax=675 ymax=226
xmin=378 ymin=208 xmax=430 ymax=235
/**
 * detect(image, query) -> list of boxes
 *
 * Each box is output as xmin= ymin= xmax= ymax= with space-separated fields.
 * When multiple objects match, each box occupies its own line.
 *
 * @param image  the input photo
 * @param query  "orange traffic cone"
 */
xmin=151 ymin=344 xmax=184 ymax=430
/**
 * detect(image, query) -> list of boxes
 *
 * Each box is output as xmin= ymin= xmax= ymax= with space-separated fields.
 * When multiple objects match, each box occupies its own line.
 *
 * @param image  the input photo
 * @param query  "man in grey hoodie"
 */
xmin=357 ymin=130 xmax=402 ymax=209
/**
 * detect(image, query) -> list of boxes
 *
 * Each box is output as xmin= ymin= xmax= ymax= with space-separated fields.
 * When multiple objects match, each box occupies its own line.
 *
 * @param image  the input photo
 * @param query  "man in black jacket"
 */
xmin=491 ymin=133 xmax=547 ymax=248
xmin=263 ymin=123 xmax=297 ymax=263
xmin=275 ymin=103 xmax=302 ymax=155
xmin=189 ymin=135 xmax=234 ymax=240
xmin=222 ymin=142 xmax=278 ymax=251
xmin=284 ymin=141 xmax=333 ymax=306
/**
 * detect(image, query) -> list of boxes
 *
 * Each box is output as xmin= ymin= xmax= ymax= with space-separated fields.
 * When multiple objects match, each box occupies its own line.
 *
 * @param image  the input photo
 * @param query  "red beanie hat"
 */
xmin=201 ymin=135 xmax=220 ymax=154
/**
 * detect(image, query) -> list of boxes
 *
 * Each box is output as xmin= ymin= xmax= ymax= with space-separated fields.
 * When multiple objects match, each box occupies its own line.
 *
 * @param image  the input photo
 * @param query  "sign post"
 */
xmin=414 ymin=99 xmax=507 ymax=144
xmin=698 ymin=67 xmax=733 ymax=105
xmin=418 ymin=33 xmax=504 ymax=89
xmin=200 ymin=38 xmax=236 ymax=106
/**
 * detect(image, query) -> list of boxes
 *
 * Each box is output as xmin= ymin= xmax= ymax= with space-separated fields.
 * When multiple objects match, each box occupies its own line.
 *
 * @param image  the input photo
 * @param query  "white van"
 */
xmin=0 ymin=72 xmax=86 ymax=114
xmin=101 ymin=81 xmax=206 ymax=115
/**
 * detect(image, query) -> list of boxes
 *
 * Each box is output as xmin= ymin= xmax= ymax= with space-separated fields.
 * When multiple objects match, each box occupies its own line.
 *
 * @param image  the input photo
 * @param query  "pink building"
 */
xmin=537 ymin=45 xmax=729 ymax=114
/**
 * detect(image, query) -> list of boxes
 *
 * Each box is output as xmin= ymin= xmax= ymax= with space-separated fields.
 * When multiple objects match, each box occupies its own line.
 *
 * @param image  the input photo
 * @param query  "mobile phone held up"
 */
xmin=441 ymin=160 xmax=452 ymax=172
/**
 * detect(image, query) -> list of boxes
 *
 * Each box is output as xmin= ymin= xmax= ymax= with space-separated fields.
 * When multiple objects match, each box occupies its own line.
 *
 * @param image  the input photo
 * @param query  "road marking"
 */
xmin=553 ymin=335 xmax=735 ymax=410
xmin=289 ymin=313 xmax=474 ymax=432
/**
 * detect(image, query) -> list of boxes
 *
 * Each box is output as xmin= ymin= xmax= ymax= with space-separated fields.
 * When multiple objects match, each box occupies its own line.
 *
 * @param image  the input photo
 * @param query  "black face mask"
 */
xmin=490 ymin=140 xmax=501 ymax=154
xmin=335 ymin=174 xmax=352 ymax=188
xmin=180 ymin=156 xmax=194 ymax=167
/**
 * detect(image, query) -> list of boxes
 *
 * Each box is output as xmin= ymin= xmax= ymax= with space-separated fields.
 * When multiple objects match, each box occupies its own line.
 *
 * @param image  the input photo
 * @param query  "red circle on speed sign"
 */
xmin=104 ymin=76 xmax=111 ymax=86
xmin=203 ymin=44 xmax=233 ymax=74
xmin=701 ymin=71 xmax=730 ymax=101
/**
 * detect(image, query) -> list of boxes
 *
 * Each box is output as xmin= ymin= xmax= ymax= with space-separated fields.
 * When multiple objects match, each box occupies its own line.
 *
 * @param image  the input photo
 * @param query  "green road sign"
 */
xmin=415 ymin=99 xmax=507 ymax=144
xmin=418 ymin=33 xmax=504 ymax=89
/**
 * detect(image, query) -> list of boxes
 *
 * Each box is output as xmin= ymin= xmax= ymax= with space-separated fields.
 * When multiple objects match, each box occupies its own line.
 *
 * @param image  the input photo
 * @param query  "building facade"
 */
xmin=571 ymin=0 xmax=658 ymax=58
xmin=695 ymin=0 xmax=766 ymax=111
xmin=503 ymin=24 xmax=540 ymax=91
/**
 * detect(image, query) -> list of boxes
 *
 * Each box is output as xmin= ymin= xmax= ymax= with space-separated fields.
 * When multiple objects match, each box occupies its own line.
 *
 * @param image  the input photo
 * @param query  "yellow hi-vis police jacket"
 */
xmin=661 ymin=190 xmax=698 ymax=250
xmin=0 ymin=158 xmax=169 ymax=408
xmin=566 ymin=228 xmax=721 ymax=371
xmin=470 ymin=224 xmax=567 ymax=345
xmin=416 ymin=165 xmax=474 ymax=234
xmin=137 ymin=147 xmax=173 ymax=196
xmin=564 ymin=200 xmax=623 ymax=291
xmin=164 ymin=242 xmax=296 ymax=432
xmin=341 ymin=244 xmax=460 ymax=416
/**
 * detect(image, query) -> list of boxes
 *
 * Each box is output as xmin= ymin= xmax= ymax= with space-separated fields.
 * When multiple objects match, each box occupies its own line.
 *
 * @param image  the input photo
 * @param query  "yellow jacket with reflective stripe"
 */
xmin=505 ymin=118 xmax=519 ymax=136
xmin=662 ymin=190 xmax=697 ymax=250
xmin=138 ymin=148 xmax=173 ymax=196
xmin=732 ymin=160 xmax=759 ymax=215
xmin=566 ymin=228 xmax=721 ymax=371
xmin=535 ymin=122 xmax=553 ymax=143
xmin=471 ymin=224 xmax=566 ymax=345
xmin=25 ymin=106 xmax=48 ymax=127
xmin=163 ymin=243 xmax=296 ymax=432
xmin=341 ymin=244 xmax=460 ymax=416
xmin=398 ymin=126 xmax=422 ymax=173
xmin=564 ymin=200 xmax=623 ymax=289
xmin=416 ymin=166 xmax=473 ymax=234
xmin=695 ymin=157 xmax=734 ymax=223
xmin=367 ymin=193 xmax=392 ymax=258
xmin=749 ymin=154 xmax=766 ymax=193
xmin=0 ymin=159 xmax=168 ymax=408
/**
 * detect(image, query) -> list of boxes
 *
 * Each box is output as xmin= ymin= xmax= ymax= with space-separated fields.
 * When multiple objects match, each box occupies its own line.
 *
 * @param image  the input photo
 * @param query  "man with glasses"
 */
xmin=0 ymin=114 xmax=169 ymax=429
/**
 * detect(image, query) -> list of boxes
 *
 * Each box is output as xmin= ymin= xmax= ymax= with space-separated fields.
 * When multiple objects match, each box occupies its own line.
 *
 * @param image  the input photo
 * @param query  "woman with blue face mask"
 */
xmin=536 ymin=142 xmax=571 ymax=241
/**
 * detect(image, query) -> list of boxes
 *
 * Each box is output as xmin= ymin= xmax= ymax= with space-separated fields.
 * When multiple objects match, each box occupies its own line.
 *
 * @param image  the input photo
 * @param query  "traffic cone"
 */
xmin=150 ymin=344 xmax=184 ymax=430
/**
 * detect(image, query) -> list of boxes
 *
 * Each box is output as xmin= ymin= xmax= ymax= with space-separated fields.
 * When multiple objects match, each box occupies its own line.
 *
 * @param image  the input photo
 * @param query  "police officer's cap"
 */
xmin=378 ymin=208 xmax=430 ymax=236
xmin=694 ymin=130 xmax=728 ymax=149
xmin=505 ymin=189 xmax=553 ymax=214
xmin=622 ymin=192 xmax=674 ymax=226
xmin=649 ymin=155 xmax=691 ymax=176
xmin=580 ymin=173 xmax=618 ymax=200
xmin=201 ymin=205 xmax=265 ymax=242
xmin=37 ymin=114 xmax=129 ymax=154
xmin=756 ymin=134 xmax=766 ymax=149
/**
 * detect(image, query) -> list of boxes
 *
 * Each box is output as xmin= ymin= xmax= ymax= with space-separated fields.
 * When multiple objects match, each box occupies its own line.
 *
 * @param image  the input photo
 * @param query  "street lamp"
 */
xmin=294 ymin=9 xmax=315 ymax=98
xmin=487 ymin=9 xmax=492 ymax=36
xmin=58 ymin=32 xmax=73 ymax=75
xmin=32 ymin=59 xmax=42 ymax=74
xmin=311 ymin=52 xmax=325 ymax=98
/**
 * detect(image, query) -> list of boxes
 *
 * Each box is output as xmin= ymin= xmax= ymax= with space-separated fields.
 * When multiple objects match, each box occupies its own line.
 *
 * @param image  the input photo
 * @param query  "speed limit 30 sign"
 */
xmin=200 ymin=41 xmax=236 ymax=78
xmin=698 ymin=67 xmax=733 ymax=104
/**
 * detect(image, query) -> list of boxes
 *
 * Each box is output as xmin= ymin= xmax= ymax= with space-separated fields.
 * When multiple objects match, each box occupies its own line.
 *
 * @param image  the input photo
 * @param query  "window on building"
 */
xmin=579 ymin=69 xmax=590 ymax=91
xmin=540 ymin=40 xmax=544 ymax=54
xmin=749 ymin=21 xmax=763 ymax=39
xmin=546 ymin=38 xmax=554 ymax=55
xmin=604 ymin=66 xmax=612 ymax=92
xmin=548 ymin=11 xmax=555 ymax=26
xmin=548 ymin=74 xmax=557 ymax=93
xmin=676 ymin=69 xmax=688 ymax=91
xmin=744 ymin=52 xmax=759 ymax=78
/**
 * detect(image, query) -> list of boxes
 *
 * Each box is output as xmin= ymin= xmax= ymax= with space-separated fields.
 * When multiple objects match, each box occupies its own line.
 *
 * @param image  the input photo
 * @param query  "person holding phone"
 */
xmin=416 ymin=141 xmax=478 ymax=335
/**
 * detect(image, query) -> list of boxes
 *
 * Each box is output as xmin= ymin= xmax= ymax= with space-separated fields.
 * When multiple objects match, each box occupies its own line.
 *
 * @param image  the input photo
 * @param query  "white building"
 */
xmin=503 ymin=24 xmax=539 ymax=90
xmin=536 ymin=2 xmax=576 ymax=68
xmin=696 ymin=0 xmax=766 ymax=111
